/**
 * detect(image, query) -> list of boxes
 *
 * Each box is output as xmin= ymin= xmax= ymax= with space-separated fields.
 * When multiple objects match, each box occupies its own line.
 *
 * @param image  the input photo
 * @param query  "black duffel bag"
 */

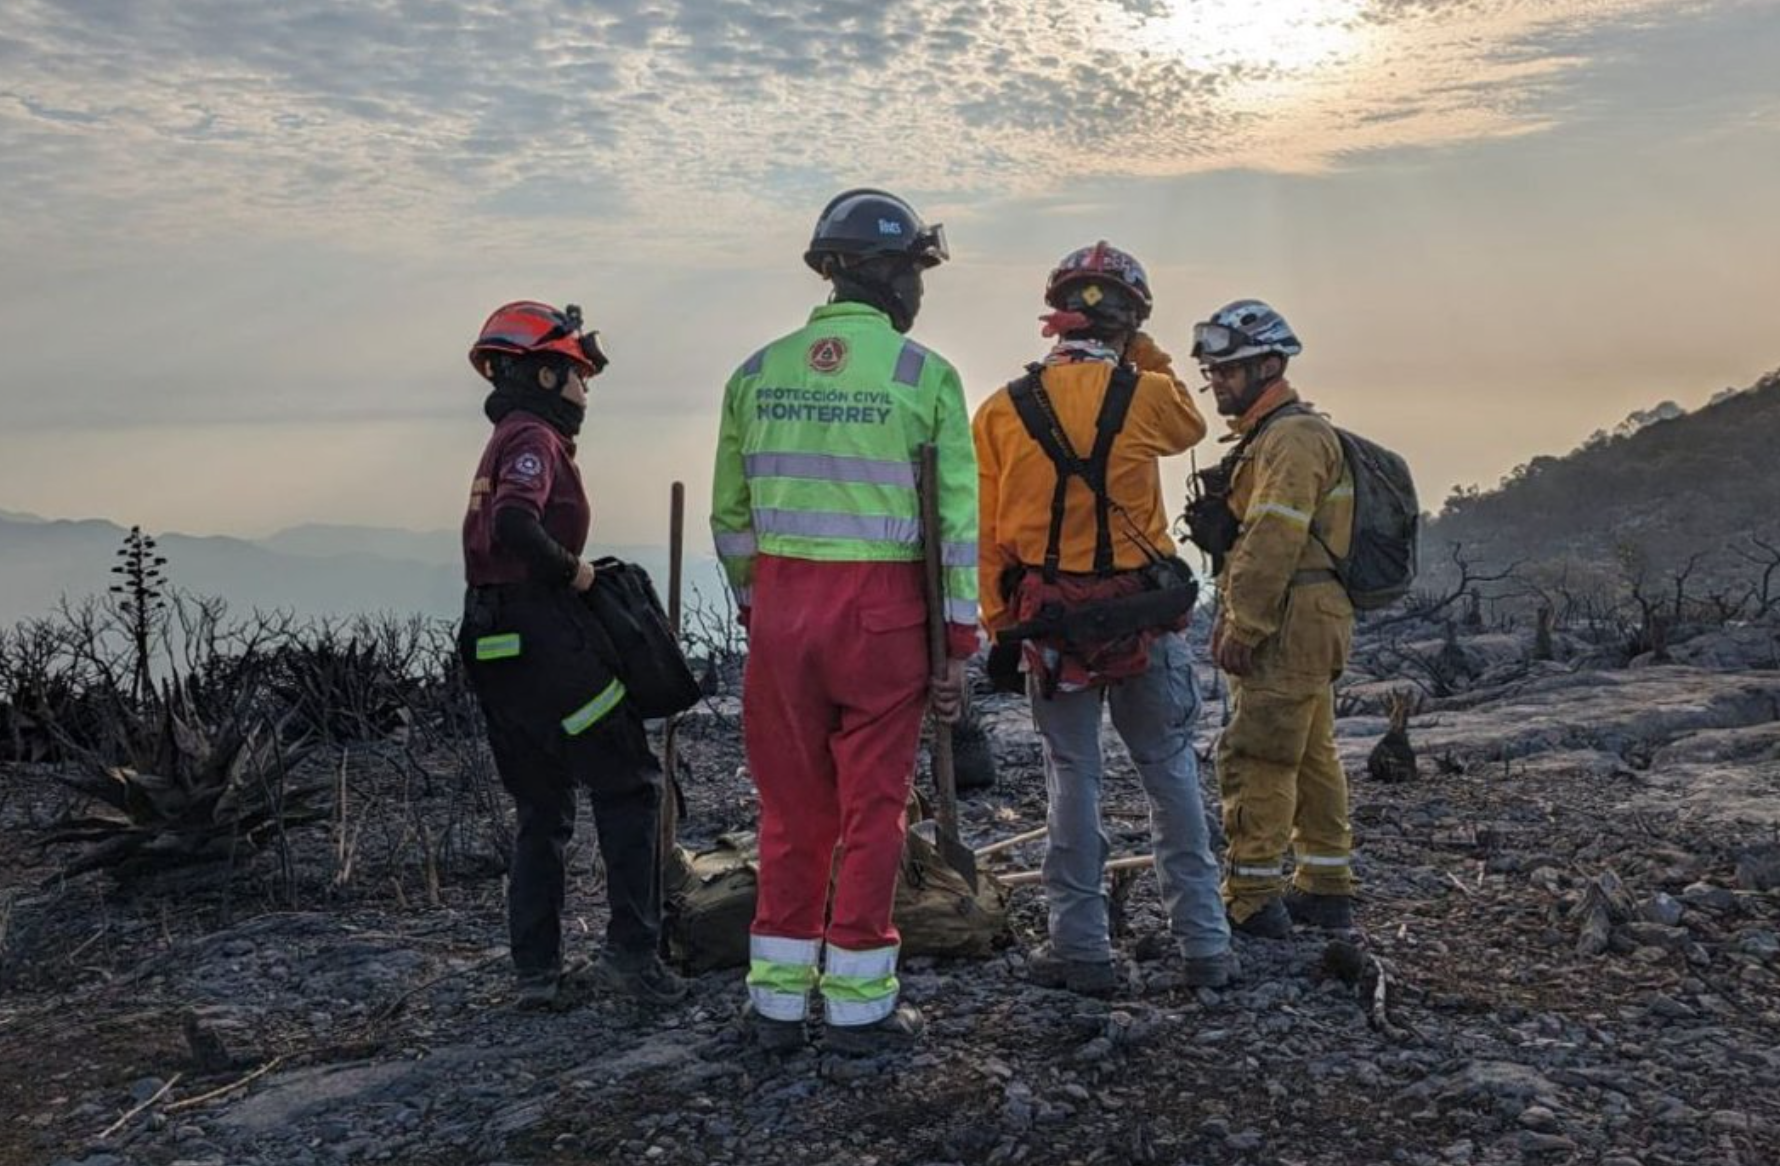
xmin=581 ymin=558 xmax=701 ymax=719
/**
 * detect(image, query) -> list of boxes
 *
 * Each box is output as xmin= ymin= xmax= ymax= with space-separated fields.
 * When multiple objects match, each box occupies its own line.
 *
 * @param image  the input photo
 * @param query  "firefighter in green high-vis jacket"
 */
xmin=711 ymin=189 xmax=979 ymax=1056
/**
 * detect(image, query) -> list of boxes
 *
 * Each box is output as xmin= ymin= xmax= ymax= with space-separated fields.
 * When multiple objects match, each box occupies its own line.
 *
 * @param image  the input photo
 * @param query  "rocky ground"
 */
xmin=2 ymin=619 xmax=1779 ymax=1166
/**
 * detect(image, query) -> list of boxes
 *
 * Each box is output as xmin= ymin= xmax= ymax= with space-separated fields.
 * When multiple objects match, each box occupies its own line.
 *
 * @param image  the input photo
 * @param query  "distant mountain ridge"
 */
xmin=1425 ymin=368 xmax=1780 ymax=576
xmin=0 ymin=515 xmax=719 ymax=627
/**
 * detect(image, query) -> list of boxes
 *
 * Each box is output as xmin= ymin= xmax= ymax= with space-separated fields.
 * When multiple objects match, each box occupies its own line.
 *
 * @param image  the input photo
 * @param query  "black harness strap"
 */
xmin=1007 ymin=363 xmax=1141 ymax=582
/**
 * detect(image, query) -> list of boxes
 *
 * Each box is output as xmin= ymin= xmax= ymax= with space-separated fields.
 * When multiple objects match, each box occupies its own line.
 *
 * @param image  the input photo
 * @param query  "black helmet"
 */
xmin=803 ymin=188 xmax=948 ymax=275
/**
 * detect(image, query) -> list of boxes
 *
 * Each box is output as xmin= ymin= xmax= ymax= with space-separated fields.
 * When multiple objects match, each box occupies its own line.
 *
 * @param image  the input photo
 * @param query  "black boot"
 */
xmin=1285 ymin=889 xmax=1354 ymax=931
xmin=741 ymin=1002 xmax=807 ymax=1053
xmin=1024 ymin=944 xmax=1118 ymax=997
xmin=591 ymin=948 xmax=689 ymax=1006
xmin=1230 ymin=897 xmax=1292 ymax=939
xmin=823 ymin=1003 xmax=925 ymax=1056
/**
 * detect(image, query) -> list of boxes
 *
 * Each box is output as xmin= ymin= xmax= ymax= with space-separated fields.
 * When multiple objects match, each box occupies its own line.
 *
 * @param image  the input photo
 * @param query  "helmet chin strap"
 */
xmin=1237 ymin=358 xmax=1284 ymax=414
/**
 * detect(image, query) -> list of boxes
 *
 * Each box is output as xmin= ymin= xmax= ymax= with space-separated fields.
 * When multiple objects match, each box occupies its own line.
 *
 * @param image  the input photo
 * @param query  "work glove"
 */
xmin=1125 ymin=331 xmax=1175 ymax=375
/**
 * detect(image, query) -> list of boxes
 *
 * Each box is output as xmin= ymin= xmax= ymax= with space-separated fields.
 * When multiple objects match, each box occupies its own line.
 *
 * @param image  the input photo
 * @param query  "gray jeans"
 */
xmin=1029 ymin=631 xmax=1231 ymax=961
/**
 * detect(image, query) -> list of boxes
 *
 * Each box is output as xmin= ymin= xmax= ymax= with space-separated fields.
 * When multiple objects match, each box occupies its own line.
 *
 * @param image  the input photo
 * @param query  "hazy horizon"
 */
xmin=3 ymin=0 xmax=1777 ymax=546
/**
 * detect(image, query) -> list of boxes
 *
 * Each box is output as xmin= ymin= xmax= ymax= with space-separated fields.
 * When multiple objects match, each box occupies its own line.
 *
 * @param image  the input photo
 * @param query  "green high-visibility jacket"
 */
xmin=710 ymin=302 xmax=979 ymax=629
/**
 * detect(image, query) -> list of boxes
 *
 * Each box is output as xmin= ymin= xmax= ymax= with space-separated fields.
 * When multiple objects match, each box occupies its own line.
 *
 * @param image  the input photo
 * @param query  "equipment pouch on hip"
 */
xmin=985 ymin=638 xmax=1025 ymax=695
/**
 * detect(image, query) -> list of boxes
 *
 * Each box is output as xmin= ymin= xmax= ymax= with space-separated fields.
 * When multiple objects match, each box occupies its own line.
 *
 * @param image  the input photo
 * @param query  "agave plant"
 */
xmin=42 ymin=681 xmax=328 ymax=883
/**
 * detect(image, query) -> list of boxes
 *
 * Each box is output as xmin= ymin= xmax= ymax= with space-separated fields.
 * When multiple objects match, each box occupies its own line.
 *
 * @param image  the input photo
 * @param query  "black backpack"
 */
xmin=1247 ymin=405 xmax=1419 ymax=611
xmin=1329 ymin=426 xmax=1420 ymax=610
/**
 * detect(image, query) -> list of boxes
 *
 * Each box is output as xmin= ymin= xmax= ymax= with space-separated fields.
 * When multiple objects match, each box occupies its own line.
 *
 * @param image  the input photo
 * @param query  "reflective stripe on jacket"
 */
xmin=710 ymin=302 xmax=979 ymax=630
xmin=971 ymin=337 xmax=1206 ymax=633
xmin=1221 ymin=382 xmax=1355 ymax=648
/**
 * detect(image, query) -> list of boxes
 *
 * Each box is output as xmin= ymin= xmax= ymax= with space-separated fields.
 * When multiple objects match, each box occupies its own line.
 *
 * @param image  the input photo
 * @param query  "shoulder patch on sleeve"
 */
xmin=503 ymin=448 xmax=548 ymax=484
xmin=740 ymin=348 xmax=767 ymax=377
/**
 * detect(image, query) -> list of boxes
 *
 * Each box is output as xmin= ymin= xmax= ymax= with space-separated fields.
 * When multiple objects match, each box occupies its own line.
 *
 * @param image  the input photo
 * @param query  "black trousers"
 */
xmin=462 ymin=585 xmax=665 ymax=975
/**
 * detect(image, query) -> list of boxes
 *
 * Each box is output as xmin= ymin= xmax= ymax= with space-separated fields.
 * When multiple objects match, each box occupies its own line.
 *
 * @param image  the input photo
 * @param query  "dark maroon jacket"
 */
xmin=463 ymin=414 xmax=590 ymax=586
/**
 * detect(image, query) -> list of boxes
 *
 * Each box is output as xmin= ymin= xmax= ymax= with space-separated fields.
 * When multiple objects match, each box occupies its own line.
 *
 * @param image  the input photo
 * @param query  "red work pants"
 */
xmin=744 ymin=554 xmax=931 ymax=951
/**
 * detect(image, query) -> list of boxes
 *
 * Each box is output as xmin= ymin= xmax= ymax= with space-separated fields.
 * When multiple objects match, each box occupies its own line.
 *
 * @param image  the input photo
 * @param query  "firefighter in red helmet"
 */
xmin=460 ymin=300 xmax=686 ymax=1010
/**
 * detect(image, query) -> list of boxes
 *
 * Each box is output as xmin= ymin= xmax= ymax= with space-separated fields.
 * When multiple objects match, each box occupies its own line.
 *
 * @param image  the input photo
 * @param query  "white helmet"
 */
xmin=1191 ymin=300 xmax=1302 ymax=365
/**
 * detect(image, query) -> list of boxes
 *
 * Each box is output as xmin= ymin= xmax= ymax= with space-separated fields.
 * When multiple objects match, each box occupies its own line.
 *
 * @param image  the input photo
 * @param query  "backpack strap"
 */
xmin=1230 ymin=401 xmax=1349 ymax=582
xmin=1007 ymin=363 xmax=1143 ymax=582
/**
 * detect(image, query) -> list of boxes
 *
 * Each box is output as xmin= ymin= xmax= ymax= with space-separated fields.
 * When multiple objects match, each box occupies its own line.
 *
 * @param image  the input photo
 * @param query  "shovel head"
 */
xmin=929 ymin=722 xmax=978 ymax=892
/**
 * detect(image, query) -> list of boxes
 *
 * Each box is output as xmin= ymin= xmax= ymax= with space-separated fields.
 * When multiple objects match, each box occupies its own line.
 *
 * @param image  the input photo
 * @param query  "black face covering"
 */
xmin=831 ymin=258 xmax=925 ymax=333
xmin=483 ymin=365 xmax=585 ymax=438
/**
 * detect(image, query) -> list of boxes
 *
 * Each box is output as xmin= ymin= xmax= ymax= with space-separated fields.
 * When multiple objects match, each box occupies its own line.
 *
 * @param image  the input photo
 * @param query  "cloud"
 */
xmin=0 ymin=0 xmax=1740 ymax=255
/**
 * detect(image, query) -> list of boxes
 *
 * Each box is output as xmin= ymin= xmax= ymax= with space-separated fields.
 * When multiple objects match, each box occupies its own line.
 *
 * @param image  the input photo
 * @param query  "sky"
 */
xmin=1 ymin=0 xmax=1777 ymax=547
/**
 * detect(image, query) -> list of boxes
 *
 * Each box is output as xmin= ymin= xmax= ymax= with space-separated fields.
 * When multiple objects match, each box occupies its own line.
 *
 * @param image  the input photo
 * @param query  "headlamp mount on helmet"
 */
xmin=469 ymin=299 xmax=608 ymax=382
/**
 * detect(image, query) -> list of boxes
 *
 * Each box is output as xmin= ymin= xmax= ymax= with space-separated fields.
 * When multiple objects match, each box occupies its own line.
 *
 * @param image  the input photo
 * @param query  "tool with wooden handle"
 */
xmin=659 ymin=481 xmax=686 ymax=886
xmin=918 ymin=443 xmax=978 ymax=892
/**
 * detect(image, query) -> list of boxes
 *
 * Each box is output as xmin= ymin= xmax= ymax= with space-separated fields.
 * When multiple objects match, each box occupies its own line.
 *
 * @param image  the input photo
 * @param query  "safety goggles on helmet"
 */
xmin=912 ymin=223 xmax=949 ymax=267
xmin=1191 ymin=321 xmax=1265 ymax=363
xmin=537 ymin=304 xmax=610 ymax=374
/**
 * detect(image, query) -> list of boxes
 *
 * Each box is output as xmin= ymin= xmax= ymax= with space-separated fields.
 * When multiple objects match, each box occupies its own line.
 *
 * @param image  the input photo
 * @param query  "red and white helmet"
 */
xmin=1044 ymin=241 xmax=1153 ymax=322
xmin=468 ymin=301 xmax=609 ymax=381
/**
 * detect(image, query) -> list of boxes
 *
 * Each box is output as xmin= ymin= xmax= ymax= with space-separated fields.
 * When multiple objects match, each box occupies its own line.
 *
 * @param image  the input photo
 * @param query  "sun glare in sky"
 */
xmin=1145 ymin=0 xmax=1369 ymax=74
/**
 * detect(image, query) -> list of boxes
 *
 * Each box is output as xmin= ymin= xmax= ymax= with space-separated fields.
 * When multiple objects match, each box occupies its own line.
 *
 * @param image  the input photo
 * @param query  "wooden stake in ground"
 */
xmin=660 ymin=481 xmax=686 ymax=882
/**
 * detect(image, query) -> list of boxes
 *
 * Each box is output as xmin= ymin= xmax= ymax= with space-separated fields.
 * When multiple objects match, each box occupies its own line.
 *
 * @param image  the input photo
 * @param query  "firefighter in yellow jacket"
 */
xmin=1189 ymin=300 xmax=1358 ymax=937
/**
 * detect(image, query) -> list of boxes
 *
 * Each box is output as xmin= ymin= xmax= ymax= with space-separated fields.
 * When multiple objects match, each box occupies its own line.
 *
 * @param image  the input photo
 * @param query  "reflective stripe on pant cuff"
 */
xmin=1297 ymin=854 xmax=1351 ymax=868
xmin=1233 ymin=864 xmax=1282 ymax=878
xmin=824 ymin=992 xmax=896 ymax=1026
xmin=747 ymin=934 xmax=820 ymax=1020
xmin=751 ymin=934 xmax=821 ymax=965
xmin=750 ymin=986 xmax=810 ymax=1022
xmin=820 ymin=943 xmax=898 ymax=1026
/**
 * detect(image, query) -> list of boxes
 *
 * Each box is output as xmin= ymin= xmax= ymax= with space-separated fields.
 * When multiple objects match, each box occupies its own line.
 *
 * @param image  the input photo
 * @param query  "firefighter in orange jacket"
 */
xmin=1191 ymin=300 xmax=1358 ymax=938
xmin=975 ymin=243 xmax=1236 ymax=993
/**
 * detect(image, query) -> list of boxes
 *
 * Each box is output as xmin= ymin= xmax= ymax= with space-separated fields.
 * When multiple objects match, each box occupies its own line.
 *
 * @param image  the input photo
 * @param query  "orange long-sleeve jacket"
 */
xmin=972 ymin=335 xmax=1208 ymax=633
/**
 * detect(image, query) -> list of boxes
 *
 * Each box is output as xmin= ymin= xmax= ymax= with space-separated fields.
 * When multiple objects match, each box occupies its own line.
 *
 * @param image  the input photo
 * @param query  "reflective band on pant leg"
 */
xmin=561 ymin=679 xmax=627 ymax=736
xmin=821 ymin=944 xmax=899 ymax=1027
xmin=1297 ymin=854 xmax=1350 ymax=867
xmin=747 ymin=935 xmax=820 ymax=1021
xmin=1234 ymin=864 xmax=1284 ymax=878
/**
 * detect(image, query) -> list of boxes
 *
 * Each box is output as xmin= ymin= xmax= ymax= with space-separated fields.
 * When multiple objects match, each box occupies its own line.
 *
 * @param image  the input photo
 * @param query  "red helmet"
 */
xmin=1044 ymin=241 xmax=1153 ymax=321
xmin=468 ymin=301 xmax=609 ymax=381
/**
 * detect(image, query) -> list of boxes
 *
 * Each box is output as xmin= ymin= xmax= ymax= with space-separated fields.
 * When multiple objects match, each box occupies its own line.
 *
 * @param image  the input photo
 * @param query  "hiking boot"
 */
xmin=1178 ymin=949 xmax=1241 ymax=988
xmin=590 ymin=950 xmax=690 ymax=1006
xmin=1230 ymin=897 xmax=1293 ymax=940
xmin=740 ymin=1002 xmax=807 ymax=1053
xmin=1024 ymin=944 xmax=1119 ymax=997
xmin=1285 ymin=889 xmax=1355 ymax=931
xmin=514 ymin=969 xmax=562 ymax=1012
xmin=823 ymin=1003 xmax=926 ymax=1057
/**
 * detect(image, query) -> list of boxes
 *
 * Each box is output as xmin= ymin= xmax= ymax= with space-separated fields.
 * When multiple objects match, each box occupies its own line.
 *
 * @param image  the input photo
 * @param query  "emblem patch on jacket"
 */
xmin=807 ymin=337 xmax=848 ymax=374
